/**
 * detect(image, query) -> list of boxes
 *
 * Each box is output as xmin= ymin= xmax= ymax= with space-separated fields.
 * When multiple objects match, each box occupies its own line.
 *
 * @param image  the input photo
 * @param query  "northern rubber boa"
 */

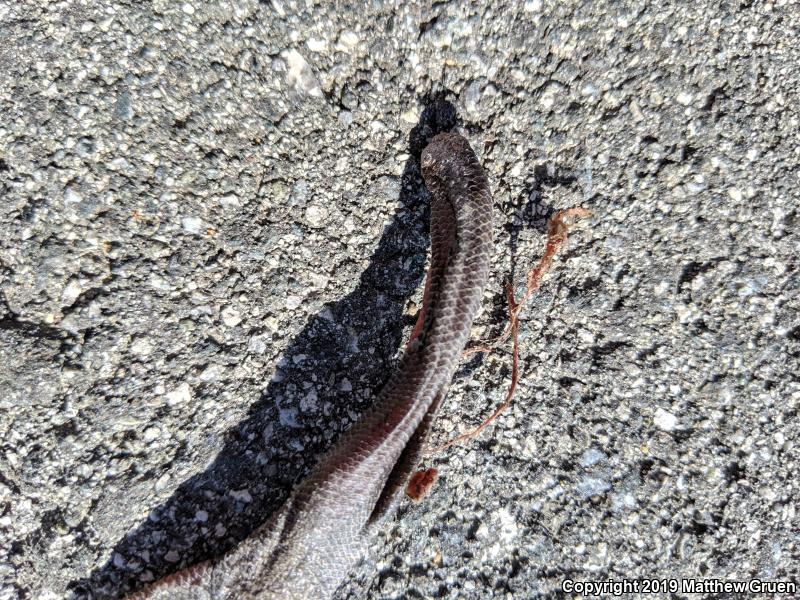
xmin=127 ymin=131 xmax=493 ymax=599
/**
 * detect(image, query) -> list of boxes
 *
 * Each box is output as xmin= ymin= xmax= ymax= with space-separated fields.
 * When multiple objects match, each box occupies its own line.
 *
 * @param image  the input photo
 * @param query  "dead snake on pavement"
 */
xmin=128 ymin=131 xmax=493 ymax=599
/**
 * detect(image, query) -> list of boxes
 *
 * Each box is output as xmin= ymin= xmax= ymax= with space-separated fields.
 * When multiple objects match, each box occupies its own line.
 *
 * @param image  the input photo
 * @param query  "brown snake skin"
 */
xmin=127 ymin=131 xmax=493 ymax=599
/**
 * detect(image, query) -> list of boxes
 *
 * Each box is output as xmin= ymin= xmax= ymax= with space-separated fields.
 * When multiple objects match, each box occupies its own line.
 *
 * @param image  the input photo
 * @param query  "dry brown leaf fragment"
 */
xmin=406 ymin=468 xmax=439 ymax=502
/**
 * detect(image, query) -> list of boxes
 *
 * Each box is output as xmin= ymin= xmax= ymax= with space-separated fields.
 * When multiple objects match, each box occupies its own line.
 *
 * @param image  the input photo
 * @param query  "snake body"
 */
xmin=129 ymin=131 xmax=493 ymax=599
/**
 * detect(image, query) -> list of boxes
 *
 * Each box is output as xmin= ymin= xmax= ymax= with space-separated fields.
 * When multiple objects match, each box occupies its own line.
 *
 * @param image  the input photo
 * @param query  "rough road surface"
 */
xmin=1 ymin=1 xmax=797 ymax=599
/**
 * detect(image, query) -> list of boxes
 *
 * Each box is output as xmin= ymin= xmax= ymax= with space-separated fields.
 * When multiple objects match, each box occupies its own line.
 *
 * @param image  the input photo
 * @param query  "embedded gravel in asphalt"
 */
xmin=1 ymin=1 xmax=798 ymax=598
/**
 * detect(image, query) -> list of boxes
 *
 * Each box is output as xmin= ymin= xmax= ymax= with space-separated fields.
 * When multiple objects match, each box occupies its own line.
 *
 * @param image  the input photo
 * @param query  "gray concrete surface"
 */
xmin=1 ymin=0 xmax=798 ymax=598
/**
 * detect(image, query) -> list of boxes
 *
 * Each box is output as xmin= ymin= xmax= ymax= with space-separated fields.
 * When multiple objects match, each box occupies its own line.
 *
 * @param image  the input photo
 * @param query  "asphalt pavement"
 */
xmin=0 ymin=1 xmax=797 ymax=598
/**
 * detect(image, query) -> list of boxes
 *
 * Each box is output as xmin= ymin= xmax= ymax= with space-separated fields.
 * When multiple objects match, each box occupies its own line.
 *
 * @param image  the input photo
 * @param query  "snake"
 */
xmin=127 ymin=131 xmax=493 ymax=599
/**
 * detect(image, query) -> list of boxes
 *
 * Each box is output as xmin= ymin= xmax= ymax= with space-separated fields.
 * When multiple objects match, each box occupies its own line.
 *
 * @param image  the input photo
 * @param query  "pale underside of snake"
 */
xmin=127 ymin=131 xmax=493 ymax=599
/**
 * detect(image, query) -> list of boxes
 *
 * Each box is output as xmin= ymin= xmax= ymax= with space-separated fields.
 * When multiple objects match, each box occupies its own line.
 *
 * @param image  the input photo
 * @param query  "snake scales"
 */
xmin=128 ymin=131 xmax=493 ymax=599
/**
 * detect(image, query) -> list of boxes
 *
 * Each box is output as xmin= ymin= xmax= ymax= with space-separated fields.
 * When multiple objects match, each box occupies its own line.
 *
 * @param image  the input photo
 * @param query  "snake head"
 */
xmin=421 ymin=132 xmax=469 ymax=181
xmin=421 ymin=133 xmax=487 ymax=212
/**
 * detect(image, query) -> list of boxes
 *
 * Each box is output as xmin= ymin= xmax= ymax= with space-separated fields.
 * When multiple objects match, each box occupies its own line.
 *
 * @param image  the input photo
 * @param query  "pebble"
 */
xmin=580 ymin=448 xmax=607 ymax=467
xmin=304 ymin=204 xmax=328 ymax=228
xmin=280 ymin=48 xmax=322 ymax=97
xmin=130 ymin=337 xmax=153 ymax=356
xmin=182 ymin=216 xmax=203 ymax=234
xmin=165 ymin=383 xmax=192 ymax=406
xmin=221 ymin=306 xmax=242 ymax=327
xmin=654 ymin=408 xmax=678 ymax=431
xmin=64 ymin=187 xmax=83 ymax=204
